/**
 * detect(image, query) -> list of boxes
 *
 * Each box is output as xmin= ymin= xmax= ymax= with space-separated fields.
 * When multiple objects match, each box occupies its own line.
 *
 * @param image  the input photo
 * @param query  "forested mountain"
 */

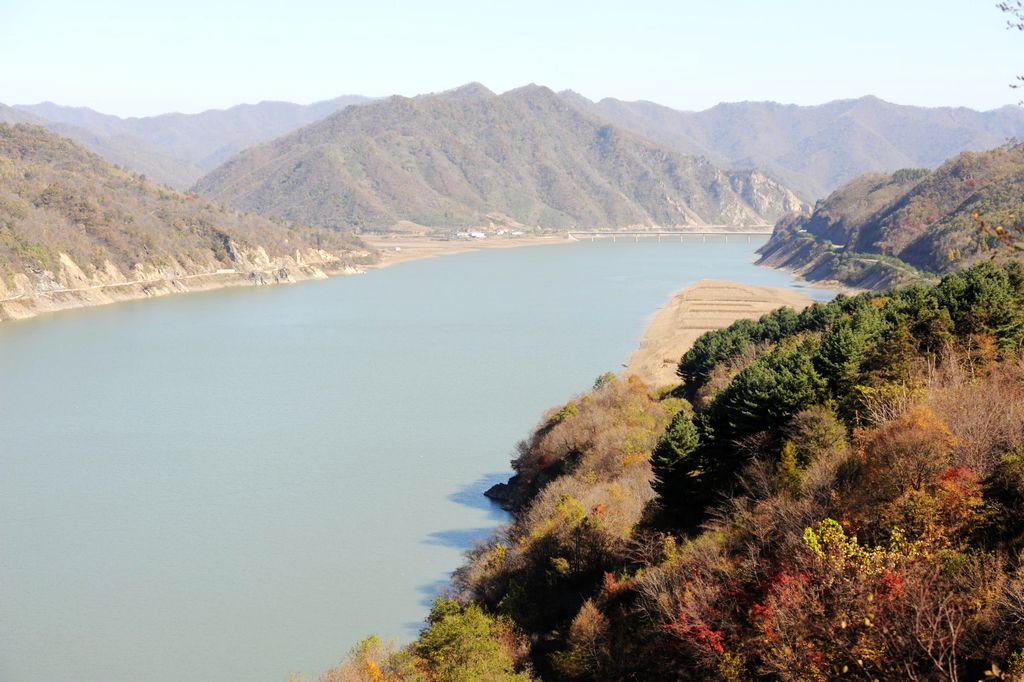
xmin=757 ymin=143 xmax=1024 ymax=289
xmin=4 ymin=96 xmax=370 ymax=188
xmin=15 ymin=86 xmax=1022 ymax=203
xmin=0 ymin=124 xmax=373 ymax=320
xmin=325 ymin=262 xmax=1024 ymax=681
xmin=562 ymin=92 xmax=1024 ymax=200
xmin=193 ymin=84 xmax=805 ymax=231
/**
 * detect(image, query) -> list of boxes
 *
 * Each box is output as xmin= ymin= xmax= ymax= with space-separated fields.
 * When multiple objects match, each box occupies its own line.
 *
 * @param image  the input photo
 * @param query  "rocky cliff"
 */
xmin=0 ymin=124 xmax=374 ymax=321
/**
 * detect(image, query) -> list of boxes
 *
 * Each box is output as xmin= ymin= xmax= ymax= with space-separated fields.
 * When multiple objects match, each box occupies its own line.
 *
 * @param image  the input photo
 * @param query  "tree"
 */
xmin=415 ymin=600 xmax=532 ymax=682
xmin=710 ymin=337 xmax=826 ymax=439
xmin=652 ymin=409 xmax=700 ymax=501
xmin=815 ymin=320 xmax=866 ymax=399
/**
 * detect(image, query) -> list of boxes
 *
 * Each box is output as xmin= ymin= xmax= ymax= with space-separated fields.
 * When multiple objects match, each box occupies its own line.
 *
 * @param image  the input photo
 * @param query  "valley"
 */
xmin=4 ymin=10 xmax=1024 ymax=675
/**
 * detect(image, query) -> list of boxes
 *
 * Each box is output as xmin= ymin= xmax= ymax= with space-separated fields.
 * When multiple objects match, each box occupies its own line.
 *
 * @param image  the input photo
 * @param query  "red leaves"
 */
xmin=663 ymin=615 xmax=725 ymax=656
xmin=600 ymin=571 xmax=624 ymax=598
xmin=878 ymin=570 xmax=906 ymax=602
xmin=750 ymin=602 xmax=778 ymax=643
xmin=939 ymin=466 xmax=978 ymax=486
xmin=749 ymin=571 xmax=811 ymax=644
xmin=937 ymin=466 xmax=983 ymax=530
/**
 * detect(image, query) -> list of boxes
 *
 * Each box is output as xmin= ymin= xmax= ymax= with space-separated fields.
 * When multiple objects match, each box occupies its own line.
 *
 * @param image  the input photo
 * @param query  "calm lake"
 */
xmin=0 ymin=238 xmax=831 ymax=682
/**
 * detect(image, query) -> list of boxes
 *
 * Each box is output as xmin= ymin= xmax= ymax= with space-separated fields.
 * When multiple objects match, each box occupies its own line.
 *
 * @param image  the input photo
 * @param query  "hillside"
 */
xmin=757 ymin=144 xmax=1024 ymax=289
xmin=6 ymin=96 xmax=370 ymax=188
xmin=0 ymin=124 xmax=374 ymax=320
xmin=562 ymin=93 xmax=1024 ymax=200
xmin=18 ymin=88 xmax=1023 ymax=201
xmin=323 ymin=262 xmax=1024 ymax=681
xmin=193 ymin=84 xmax=805 ymax=231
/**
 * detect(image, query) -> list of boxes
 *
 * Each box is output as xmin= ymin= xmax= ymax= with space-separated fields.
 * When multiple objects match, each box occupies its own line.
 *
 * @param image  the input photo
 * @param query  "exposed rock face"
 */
xmin=729 ymin=170 xmax=806 ymax=221
xmin=0 ymin=245 xmax=370 ymax=321
xmin=483 ymin=480 xmax=519 ymax=512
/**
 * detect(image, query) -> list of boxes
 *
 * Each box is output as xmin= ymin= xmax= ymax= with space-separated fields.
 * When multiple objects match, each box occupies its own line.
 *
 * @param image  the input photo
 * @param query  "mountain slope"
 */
xmin=756 ymin=144 xmax=1024 ymax=288
xmin=0 ymin=124 xmax=374 ymax=320
xmin=322 ymin=261 xmax=1024 ymax=681
xmin=194 ymin=84 xmax=805 ymax=230
xmin=563 ymin=93 xmax=1024 ymax=199
xmin=17 ymin=89 xmax=1024 ymax=198
xmin=0 ymin=104 xmax=45 ymax=126
xmin=10 ymin=95 xmax=370 ymax=188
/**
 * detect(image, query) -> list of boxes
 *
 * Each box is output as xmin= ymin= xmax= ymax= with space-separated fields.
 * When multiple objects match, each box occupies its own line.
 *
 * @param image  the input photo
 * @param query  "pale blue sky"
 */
xmin=2 ymin=0 xmax=1020 ymax=117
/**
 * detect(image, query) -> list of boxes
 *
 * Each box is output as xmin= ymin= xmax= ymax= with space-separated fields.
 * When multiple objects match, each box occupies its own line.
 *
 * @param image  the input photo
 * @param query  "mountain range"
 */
xmin=7 ymin=86 xmax=1024 ymax=206
xmin=0 ymin=96 xmax=370 ymax=188
xmin=193 ymin=84 xmax=805 ymax=230
xmin=8 ymin=86 xmax=1024 ymax=202
xmin=561 ymin=92 xmax=1024 ymax=199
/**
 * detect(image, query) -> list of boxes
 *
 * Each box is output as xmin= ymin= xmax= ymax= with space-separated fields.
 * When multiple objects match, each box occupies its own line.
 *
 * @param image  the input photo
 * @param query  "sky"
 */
xmin=2 ymin=0 xmax=1021 ymax=118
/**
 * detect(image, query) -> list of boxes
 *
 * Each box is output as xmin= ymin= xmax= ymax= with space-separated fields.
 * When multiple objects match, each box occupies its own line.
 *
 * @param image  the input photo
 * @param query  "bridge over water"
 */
xmin=567 ymin=227 xmax=774 ymax=243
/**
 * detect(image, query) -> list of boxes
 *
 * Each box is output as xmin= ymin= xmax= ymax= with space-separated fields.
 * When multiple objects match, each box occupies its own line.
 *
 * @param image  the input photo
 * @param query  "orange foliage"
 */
xmin=856 ymin=406 xmax=955 ymax=493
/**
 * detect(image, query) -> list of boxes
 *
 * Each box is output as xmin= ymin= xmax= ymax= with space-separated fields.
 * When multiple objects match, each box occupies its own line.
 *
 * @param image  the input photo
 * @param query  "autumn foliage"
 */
xmin=317 ymin=262 xmax=1024 ymax=682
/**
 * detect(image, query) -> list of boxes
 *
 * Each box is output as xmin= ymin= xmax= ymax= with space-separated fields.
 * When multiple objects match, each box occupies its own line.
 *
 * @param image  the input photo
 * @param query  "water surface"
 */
xmin=0 ymin=238 xmax=831 ymax=682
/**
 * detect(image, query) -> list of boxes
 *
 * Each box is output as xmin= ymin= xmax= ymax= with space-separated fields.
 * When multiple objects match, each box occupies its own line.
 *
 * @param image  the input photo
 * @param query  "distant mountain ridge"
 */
xmin=13 ymin=84 xmax=1024 ymax=207
xmin=193 ymin=84 xmax=805 ymax=231
xmin=561 ymin=92 xmax=1024 ymax=199
xmin=756 ymin=144 xmax=1024 ymax=288
xmin=3 ymin=96 xmax=371 ymax=188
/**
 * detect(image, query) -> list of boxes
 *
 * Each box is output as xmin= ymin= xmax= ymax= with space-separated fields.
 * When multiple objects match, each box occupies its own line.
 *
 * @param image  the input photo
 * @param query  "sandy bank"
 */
xmin=625 ymin=279 xmax=813 ymax=387
xmin=363 ymin=234 xmax=572 ymax=268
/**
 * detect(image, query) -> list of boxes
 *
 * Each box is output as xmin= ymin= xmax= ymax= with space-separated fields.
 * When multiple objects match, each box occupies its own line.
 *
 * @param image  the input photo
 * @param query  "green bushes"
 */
xmin=316 ymin=602 xmax=532 ymax=682
xmin=414 ymin=601 xmax=532 ymax=682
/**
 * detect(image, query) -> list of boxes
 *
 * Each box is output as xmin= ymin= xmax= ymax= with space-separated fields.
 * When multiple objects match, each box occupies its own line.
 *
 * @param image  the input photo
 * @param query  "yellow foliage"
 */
xmin=530 ymin=494 xmax=586 ymax=540
xmin=803 ymin=518 xmax=916 ymax=575
xmin=360 ymin=659 xmax=382 ymax=681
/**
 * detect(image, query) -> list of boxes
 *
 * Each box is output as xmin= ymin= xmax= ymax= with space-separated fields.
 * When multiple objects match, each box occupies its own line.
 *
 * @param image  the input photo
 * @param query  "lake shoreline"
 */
xmin=1 ymin=232 xmax=823 ymax=325
xmin=363 ymin=234 xmax=574 ymax=268
xmin=1 ymin=235 xmax=839 ymax=682
xmin=623 ymin=278 xmax=815 ymax=387
xmin=0 ymin=235 xmax=573 ymax=324
xmin=486 ymin=274 xmax=824 ymax=511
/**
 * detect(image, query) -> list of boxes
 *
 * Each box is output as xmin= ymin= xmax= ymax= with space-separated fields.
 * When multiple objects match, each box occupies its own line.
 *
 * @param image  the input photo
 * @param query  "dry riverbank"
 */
xmin=0 ymin=234 xmax=806 ymax=328
xmin=0 ymin=247 xmax=372 ymax=322
xmin=625 ymin=279 xmax=814 ymax=387
xmin=0 ymin=236 xmax=569 ymax=323
xmin=363 ymin=234 xmax=572 ymax=268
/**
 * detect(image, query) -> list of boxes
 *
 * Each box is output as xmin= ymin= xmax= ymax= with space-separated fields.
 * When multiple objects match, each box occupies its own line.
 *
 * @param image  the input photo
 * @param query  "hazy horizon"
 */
xmin=3 ymin=0 xmax=1020 ymax=118
xmin=10 ymin=85 xmax=1023 ymax=122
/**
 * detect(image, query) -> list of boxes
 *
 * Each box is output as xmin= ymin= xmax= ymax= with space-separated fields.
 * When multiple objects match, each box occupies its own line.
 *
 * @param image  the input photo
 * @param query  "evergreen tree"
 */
xmin=652 ymin=409 xmax=700 ymax=501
